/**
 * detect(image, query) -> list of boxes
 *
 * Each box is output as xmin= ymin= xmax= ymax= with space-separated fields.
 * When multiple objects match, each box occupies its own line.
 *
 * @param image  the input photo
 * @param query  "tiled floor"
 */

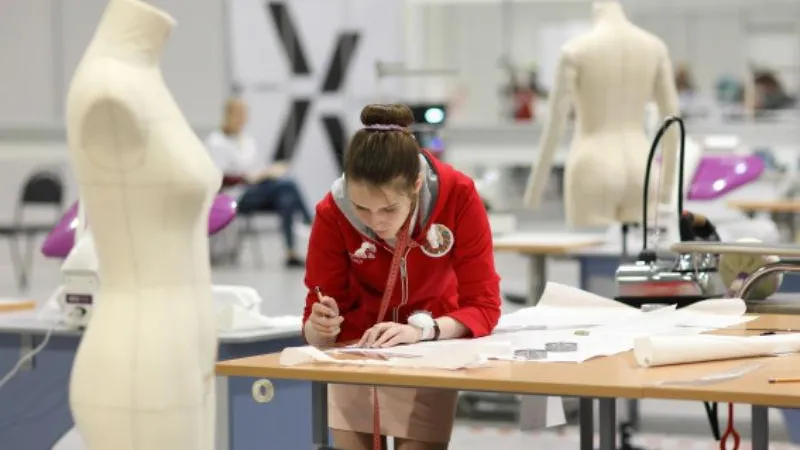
xmin=449 ymin=422 xmax=798 ymax=450
xmin=2 ymin=215 xmax=796 ymax=448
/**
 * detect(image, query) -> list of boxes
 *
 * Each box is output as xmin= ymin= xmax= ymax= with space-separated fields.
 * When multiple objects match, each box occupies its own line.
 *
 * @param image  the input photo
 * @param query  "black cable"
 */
xmin=704 ymin=401 xmax=722 ymax=441
xmin=639 ymin=116 xmax=687 ymax=257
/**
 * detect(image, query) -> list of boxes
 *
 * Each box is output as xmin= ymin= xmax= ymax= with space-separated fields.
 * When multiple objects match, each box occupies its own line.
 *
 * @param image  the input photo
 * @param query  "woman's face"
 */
xmin=347 ymin=177 xmax=420 ymax=240
xmin=225 ymin=101 xmax=248 ymax=134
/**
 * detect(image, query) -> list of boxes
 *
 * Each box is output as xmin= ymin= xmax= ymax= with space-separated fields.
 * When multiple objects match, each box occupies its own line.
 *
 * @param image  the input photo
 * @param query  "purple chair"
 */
xmin=687 ymin=154 xmax=765 ymax=200
xmin=41 ymin=194 xmax=238 ymax=259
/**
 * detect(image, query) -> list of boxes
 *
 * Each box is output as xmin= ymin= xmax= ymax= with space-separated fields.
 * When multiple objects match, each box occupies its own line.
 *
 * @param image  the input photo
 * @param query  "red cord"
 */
xmin=720 ymin=403 xmax=740 ymax=450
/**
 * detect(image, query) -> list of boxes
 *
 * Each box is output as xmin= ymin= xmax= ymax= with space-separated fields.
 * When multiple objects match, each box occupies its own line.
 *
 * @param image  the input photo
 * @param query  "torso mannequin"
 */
xmin=65 ymin=0 xmax=220 ymax=448
xmin=524 ymin=0 xmax=679 ymax=228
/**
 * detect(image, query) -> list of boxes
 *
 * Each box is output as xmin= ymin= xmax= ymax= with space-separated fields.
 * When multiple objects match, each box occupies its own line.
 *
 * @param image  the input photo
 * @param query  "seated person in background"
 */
xmin=753 ymin=70 xmax=795 ymax=111
xmin=206 ymin=97 xmax=313 ymax=268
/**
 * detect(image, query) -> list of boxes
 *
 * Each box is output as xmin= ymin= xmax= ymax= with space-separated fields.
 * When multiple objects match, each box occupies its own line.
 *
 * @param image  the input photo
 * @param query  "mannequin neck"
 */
xmin=592 ymin=1 xmax=627 ymax=23
xmin=89 ymin=0 xmax=175 ymax=66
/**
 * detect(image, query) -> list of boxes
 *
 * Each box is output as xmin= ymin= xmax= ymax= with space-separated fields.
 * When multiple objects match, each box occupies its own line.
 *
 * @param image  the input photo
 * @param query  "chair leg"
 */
xmin=22 ymin=232 xmax=36 ymax=290
xmin=241 ymin=216 xmax=265 ymax=269
xmin=250 ymin=232 xmax=265 ymax=269
xmin=6 ymin=234 xmax=25 ymax=292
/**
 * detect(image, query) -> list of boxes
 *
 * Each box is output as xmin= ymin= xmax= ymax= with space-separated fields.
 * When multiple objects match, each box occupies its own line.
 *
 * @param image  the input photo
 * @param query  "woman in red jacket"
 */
xmin=302 ymin=103 xmax=502 ymax=450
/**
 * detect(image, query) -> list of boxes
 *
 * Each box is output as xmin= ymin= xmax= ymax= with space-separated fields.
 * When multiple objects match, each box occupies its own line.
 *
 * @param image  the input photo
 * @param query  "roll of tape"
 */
xmin=251 ymin=379 xmax=275 ymax=403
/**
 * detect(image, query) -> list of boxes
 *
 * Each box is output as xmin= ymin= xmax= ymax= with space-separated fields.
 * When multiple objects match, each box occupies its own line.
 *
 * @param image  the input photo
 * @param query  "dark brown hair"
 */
xmin=344 ymin=104 xmax=420 ymax=193
xmin=754 ymin=71 xmax=782 ymax=91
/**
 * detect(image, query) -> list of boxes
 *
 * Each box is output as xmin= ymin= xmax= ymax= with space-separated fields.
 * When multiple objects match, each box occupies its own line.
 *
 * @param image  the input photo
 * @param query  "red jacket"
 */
xmin=302 ymin=151 xmax=502 ymax=343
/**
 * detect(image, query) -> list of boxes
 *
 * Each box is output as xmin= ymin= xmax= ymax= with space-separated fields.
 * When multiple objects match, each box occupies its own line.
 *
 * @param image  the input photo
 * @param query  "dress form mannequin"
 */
xmin=524 ymin=0 xmax=680 ymax=229
xmin=65 ymin=0 xmax=220 ymax=448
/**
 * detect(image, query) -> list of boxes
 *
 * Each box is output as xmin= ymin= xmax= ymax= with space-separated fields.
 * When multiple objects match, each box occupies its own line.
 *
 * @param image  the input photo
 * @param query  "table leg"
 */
xmin=579 ymin=398 xmax=594 ymax=450
xmin=626 ymin=398 xmax=640 ymax=430
xmin=751 ymin=405 xmax=769 ymax=450
xmin=312 ymin=382 xmax=329 ymax=448
xmin=598 ymin=398 xmax=617 ymax=450
xmin=528 ymin=255 xmax=547 ymax=306
xmin=6 ymin=235 xmax=27 ymax=292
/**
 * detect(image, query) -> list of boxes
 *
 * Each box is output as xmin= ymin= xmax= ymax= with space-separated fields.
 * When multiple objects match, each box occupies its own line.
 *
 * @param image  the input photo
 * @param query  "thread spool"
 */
xmin=718 ymin=238 xmax=783 ymax=300
xmin=251 ymin=379 xmax=275 ymax=403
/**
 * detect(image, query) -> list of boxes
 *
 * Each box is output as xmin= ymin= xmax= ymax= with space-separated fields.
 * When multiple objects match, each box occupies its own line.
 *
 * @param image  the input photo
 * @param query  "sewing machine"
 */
xmin=40 ymin=194 xmax=277 ymax=331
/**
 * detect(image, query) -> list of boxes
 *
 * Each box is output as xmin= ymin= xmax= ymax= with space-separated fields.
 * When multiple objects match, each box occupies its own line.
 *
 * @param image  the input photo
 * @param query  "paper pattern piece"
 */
xmin=634 ymin=333 xmax=800 ymax=367
xmin=279 ymin=282 xmax=756 ymax=368
xmin=279 ymin=342 xmax=506 ymax=370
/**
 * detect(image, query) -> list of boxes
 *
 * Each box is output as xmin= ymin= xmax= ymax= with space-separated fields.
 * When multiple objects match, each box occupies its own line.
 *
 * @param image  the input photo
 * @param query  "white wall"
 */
xmin=228 ymin=0 xmax=406 ymax=206
xmin=0 ymin=0 xmax=228 ymax=135
xmin=407 ymin=0 xmax=800 ymax=123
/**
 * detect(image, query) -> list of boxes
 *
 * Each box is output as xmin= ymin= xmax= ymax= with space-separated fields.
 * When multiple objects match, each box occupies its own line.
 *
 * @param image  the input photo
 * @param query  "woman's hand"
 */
xmin=262 ymin=162 xmax=289 ymax=179
xmin=357 ymin=322 xmax=421 ymax=348
xmin=305 ymin=296 xmax=344 ymax=347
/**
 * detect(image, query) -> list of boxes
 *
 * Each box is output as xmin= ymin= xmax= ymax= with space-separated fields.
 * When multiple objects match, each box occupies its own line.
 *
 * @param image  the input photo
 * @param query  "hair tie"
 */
xmin=364 ymin=124 xmax=407 ymax=132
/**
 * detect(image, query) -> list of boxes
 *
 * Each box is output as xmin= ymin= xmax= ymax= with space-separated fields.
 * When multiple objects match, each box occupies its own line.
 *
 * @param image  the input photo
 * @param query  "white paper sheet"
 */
xmin=279 ymin=283 xmax=755 ymax=368
xmin=497 ymin=282 xmax=751 ymax=334
xmin=633 ymin=333 xmax=800 ymax=367
xmin=496 ymin=283 xmax=639 ymax=332
xmin=279 ymin=342 xmax=509 ymax=370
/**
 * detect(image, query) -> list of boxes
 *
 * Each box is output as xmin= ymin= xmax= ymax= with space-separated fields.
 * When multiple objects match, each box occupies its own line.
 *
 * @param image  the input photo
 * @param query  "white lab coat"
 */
xmin=205 ymin=130 xmax=264 ymax=179
xmin=204 ymin=130 xmax=265 ymax=263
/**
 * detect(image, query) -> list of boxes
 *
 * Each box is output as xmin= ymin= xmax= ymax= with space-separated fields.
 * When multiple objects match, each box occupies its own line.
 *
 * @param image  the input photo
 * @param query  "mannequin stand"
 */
xmin=504 ymin=256 xmax=547 ymax=306
xmin=528 ymin=256 xmax=547 ymax=305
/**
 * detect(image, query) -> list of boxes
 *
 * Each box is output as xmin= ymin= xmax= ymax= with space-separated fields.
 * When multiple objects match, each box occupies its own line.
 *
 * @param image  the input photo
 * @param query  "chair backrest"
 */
xmin=14 ymin=169 xmax=64 ymax=225
xmin=20 ymin=170 xmax=63 ymax=206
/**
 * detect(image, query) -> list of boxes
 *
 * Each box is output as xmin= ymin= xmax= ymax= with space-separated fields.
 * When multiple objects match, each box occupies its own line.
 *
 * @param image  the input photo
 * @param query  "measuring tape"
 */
xmin=370 ymin=205 xmax=419 ymax=450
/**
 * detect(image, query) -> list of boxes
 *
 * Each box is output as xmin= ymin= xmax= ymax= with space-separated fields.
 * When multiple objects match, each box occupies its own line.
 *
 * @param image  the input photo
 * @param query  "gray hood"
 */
xmin=331 ymin=153 xmax=440 ymax=241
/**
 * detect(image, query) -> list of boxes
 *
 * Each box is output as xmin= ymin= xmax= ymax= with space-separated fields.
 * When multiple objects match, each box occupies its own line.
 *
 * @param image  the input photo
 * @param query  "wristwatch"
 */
xmin=408 ymin=311 xmax=440 ymax=341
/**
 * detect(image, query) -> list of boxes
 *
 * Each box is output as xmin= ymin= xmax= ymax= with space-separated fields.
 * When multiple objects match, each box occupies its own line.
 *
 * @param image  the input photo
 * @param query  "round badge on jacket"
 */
xmin=421 ymin=223 xmax=454 ymax=258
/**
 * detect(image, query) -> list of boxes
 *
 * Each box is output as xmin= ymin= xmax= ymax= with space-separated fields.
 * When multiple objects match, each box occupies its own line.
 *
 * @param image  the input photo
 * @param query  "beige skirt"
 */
xmin=328 ymin=383 xmax=459 ymax=443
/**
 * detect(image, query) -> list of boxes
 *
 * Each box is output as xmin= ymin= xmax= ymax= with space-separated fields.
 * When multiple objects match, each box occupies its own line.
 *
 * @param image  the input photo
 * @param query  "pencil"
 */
xmin=314 ymin=286 xmax=323 ymax=301
xmin=315 ymin=286 xmax=332 ymax=318
xmin=768 ymin=377 xmax=800 ymax=384
xmin=749 ymin=328 xmax=800 ymax=333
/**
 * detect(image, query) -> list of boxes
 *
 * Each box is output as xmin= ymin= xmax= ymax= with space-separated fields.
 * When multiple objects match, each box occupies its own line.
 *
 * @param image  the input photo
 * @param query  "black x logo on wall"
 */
xmin=266 ymin=2 xmax=361 ymax=169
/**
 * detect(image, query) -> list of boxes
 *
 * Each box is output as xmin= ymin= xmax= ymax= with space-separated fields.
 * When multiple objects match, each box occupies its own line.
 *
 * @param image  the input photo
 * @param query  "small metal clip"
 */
xmin=545 ymin=342 xmax=578 ymax=352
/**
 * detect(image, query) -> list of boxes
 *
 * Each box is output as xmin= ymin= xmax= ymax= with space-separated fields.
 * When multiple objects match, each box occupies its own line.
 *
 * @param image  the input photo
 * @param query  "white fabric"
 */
xmin=52 ymin=427 xmax=86 ymax=450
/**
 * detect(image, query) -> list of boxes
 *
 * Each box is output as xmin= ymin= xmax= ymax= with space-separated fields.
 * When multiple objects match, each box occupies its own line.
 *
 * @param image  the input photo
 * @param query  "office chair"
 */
xmin=0 ymin=169 xmax=64 ymax=291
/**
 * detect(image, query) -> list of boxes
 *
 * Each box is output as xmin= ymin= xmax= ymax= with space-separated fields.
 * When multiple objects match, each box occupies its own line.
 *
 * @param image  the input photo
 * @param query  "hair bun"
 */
xmin=360 ymin=104 xmax=414 ymax=128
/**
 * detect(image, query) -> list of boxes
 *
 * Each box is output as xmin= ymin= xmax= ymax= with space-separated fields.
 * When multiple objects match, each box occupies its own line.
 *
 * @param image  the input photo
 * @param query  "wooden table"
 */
xmin=728 ymin=200 xmax=800 ymax=215
xmin=728 ymin=200 xmax=800 ymax=242
xmin=0 ymin=299 xmax=35 ymax=314
xmin=493 ymin=232 xmax=605 ymax=305
xmin=217 ymin=315 xmax=800 ymax=450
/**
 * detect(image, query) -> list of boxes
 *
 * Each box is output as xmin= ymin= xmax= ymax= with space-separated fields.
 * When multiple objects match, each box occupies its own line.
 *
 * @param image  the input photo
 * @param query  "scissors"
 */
xmin=720 ymin=402 xmax=740 ymax=450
